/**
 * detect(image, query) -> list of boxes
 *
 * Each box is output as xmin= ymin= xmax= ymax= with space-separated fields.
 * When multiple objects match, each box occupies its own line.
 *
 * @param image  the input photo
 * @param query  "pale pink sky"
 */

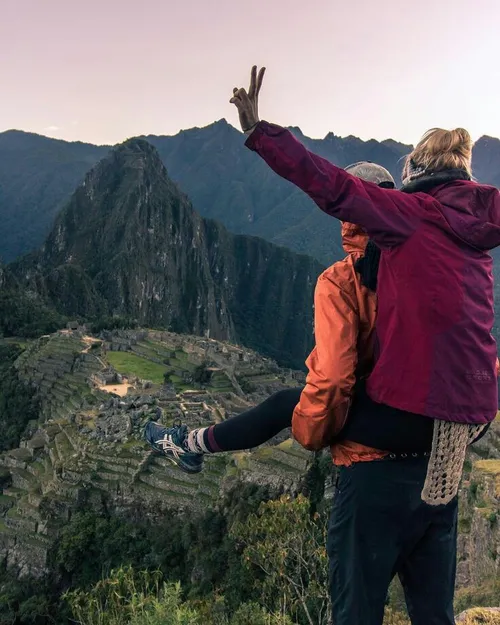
xmin=1 ymin=0 xmax=499 ymax=145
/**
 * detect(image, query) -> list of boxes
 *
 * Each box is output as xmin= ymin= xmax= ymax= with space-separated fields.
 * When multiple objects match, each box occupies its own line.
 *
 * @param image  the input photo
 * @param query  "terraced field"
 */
xmin=0 ymin=328 xmax=311 ymax=577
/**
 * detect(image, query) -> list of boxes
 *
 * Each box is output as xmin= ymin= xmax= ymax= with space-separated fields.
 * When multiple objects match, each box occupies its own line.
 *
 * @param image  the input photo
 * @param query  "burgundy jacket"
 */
xmin=246 ymin=122 xmax=500 ymax=424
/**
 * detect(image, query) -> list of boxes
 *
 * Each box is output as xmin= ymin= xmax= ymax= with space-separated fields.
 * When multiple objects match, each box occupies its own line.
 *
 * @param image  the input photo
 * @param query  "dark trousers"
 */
xmin=328 ymin=457 xmax=457 ymax=625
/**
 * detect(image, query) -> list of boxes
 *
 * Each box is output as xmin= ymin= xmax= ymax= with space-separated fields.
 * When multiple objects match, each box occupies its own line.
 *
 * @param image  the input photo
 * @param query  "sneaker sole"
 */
xmin=145 ymin=441 xmax=203 ymax=475
xmin=163 ymin=453 xmax=203 ymax=474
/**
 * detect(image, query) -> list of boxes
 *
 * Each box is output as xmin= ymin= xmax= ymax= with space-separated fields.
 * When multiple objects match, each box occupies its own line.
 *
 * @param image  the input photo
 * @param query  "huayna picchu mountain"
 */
xmin=12 ymin=139 xmax=323 ymax=367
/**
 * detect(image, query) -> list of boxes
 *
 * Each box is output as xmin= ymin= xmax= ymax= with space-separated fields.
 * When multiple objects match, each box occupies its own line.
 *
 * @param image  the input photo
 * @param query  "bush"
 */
xmin=231 ymin=494 xmax=330 ymax=624
xmin=193 ymin=363 xmax=212 ymax=385
xmin=64 ymin=566 xmax=295 ymax=625
xmin=383 ymin=608 xmax=410 ymax=624
xmin=64 ymin=566 xmax=201 ymax=625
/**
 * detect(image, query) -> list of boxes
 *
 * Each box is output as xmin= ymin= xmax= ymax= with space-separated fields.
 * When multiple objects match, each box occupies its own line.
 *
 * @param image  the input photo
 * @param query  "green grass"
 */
xmin=107 ymin=352 xmax=166 ymax=384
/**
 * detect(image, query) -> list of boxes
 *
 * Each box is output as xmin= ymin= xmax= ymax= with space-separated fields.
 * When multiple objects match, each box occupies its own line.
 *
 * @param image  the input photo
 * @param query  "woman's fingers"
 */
xmin=230 ymin=88 xmax=251 ymax=110
xmin=232 ymin=66 xmax=264 ymax=105
xmin=248 ymin=65 xmax=257 ymax=99
xmin=230 ymin=87 xmax=242 ymax=105
xmin=231 ymin=88 xmax=251 ymax=103
xmin=256 ymin=67 xmax=266 ymax=97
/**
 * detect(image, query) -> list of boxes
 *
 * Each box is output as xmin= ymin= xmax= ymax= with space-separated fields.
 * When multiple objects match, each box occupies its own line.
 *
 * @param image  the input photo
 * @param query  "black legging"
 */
xmin=211 ymin=387 xmax=303 ymax=451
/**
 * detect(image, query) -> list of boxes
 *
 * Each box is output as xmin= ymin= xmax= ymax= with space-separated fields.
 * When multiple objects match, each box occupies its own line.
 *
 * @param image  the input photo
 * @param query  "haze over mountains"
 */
xmin=2 ymin=122 xmax=499 ymax=265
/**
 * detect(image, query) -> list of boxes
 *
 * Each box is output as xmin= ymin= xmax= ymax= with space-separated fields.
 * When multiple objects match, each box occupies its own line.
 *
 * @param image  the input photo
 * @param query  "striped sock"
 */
xmin=184 ymin=426 xmax=222 ymax=454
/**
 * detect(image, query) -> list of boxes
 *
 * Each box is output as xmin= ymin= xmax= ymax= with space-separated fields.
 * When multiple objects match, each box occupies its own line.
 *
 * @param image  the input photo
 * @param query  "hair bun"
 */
xmin=448 ymin=128 xmax=473 ymax=154
xmin=404 ymin=127 xmax=473 ymax=178
xmin=424 ymin=128 xmax=472 ymax=155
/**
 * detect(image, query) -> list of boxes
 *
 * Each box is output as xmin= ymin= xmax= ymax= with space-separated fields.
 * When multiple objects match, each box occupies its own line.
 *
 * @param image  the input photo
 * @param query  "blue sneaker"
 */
xmin=144 ymin=420 xmax=204 ymax=474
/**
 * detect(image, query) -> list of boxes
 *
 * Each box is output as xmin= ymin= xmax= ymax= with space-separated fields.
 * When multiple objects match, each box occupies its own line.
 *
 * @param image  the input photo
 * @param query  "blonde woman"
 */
xmin=230 ymin=67 xmax=500 ymax=625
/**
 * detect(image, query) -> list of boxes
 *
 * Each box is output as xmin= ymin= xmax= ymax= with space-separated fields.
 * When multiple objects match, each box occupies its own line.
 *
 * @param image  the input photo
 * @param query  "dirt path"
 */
xmin=81 ymin=335 xmax=102 ymax=353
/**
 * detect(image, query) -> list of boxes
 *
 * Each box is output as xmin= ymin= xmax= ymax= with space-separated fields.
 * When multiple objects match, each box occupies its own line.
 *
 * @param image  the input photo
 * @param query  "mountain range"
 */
xmin=8 ymin=138 xmax=322 ymax=368
xmin=2 ymin=122 xmax=499 ymax=265
xmin=2 ymin=122 xmax=500 ymax=365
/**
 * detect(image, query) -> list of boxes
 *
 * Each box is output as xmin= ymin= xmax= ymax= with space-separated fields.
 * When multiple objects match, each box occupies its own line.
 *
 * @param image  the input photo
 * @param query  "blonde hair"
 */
xmin=406 ymin=127 xmax=473 ymax=176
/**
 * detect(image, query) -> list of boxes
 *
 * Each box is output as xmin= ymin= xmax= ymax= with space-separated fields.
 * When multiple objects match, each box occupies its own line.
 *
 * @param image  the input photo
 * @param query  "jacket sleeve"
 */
xmin=292 ymin=269 xmax=358 ymax=451
xmin=246 ymin=122 xmax=424 ymax=248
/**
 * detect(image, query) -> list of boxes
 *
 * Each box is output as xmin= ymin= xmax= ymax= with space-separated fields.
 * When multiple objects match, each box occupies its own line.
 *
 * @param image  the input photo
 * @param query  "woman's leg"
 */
xmin=144 ymin=387 xmax=303 ymax=472
xmin=186 ymin=386 xmax=303 ymax=453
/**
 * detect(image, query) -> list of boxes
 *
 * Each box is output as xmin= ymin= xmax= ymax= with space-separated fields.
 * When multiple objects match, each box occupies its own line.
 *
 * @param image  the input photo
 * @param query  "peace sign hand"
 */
xmin=230 ymin=65 xmax=266 ymax=134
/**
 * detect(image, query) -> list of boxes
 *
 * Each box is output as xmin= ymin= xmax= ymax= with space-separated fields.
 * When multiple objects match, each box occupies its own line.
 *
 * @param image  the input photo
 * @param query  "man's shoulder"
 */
xmin=318 ymin=255 xmax=359 ymax=287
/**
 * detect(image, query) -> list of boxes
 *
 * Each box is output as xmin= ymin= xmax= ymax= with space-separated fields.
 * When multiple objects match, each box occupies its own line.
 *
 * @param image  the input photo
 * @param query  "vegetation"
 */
xmin=64 ymin=567 xmax=201 ymax=625
xmin=0 ymin=473 xmax=498 ymax=624
xmin=106 ymin=352 xmax=166 ymax=384
xmin=231 ymin=494 xmax=330 ymax=625
xmin=474 ymin=460 xmax=500 ymax=498
xmin=0 ymin=344 xmax=39 ymax=451
xmin=0 ymin=287 xmax=65 ymax=338
xmin=64 ymin=566 xmax=294 ymax=625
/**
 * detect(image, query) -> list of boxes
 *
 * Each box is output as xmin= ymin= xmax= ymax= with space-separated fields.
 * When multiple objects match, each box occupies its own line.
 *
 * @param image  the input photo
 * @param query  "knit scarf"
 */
xmin=401 ymin=164 xmax=471 ymax=192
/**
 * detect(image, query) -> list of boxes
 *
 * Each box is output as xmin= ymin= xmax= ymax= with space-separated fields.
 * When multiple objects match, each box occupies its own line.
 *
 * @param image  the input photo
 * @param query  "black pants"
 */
xmin=211 ymin=387 xmax=303 ymax=451
xmin=328 ymin=457 xmax=457 ymax=625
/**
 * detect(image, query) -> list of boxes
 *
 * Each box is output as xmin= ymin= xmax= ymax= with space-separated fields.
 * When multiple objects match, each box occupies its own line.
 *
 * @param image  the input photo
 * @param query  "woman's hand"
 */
xmin=230 ymin=65 xmax=266 ymax=134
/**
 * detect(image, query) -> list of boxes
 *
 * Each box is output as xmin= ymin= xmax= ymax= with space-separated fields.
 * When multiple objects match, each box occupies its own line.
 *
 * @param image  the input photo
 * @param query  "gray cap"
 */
xmin=345 ymin=161 xmax=395 ymax=187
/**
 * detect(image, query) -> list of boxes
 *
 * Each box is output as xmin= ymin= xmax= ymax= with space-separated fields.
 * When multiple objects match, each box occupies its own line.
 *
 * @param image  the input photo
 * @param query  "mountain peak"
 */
xmin=88 ymin=137 xmax=166 ymax=183
xmin=109 ymin=137 xmax=162 ymax=166
xmin=116 ymin=137 xmax=156 ymax=153
xmin=39 ymin=135 xmax=182 ymax=275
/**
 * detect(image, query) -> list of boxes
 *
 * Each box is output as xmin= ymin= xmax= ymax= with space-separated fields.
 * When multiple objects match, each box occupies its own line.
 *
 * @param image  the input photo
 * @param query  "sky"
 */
xmin=1 ymin=0 xmax=499 ymax=146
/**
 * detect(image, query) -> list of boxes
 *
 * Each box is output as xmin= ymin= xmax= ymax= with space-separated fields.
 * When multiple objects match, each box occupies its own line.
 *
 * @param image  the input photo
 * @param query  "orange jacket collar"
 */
xmin=341 ymin=222 xmax=368 ymax=256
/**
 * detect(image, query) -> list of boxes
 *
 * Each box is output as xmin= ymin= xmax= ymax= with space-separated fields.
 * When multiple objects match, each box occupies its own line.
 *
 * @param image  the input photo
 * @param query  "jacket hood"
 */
xmin=341 ymin=221 xmax=368 ymax=255
xmin=428 ymin=181 xmax=500 ymax=251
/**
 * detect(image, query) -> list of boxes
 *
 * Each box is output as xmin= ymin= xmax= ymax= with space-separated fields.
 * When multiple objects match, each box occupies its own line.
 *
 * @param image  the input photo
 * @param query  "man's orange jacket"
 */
xmin=292 ymin=222 xmax=386 ymax=466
